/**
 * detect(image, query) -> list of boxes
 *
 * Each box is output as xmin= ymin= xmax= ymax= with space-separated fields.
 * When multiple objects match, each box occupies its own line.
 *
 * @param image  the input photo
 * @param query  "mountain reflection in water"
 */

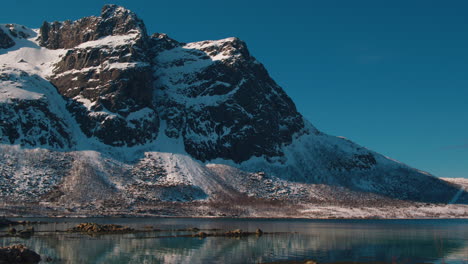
xmin=0 ymin=218 xmax=467 ymax=264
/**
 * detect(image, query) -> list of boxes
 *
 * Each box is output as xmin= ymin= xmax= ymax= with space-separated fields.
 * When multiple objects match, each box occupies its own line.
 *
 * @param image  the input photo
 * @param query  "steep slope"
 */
xmin=43 ymin=5 xmax=159 ymax=146
xmin=153 ymin=36 xmax=306 ymax=162
xmin=0 ymin=5 xmax=466 ymax=217
xmin=0 ymin=24 xmax=74 ymax=149
xmin=0 ymin=26 xmax=15 ymax=49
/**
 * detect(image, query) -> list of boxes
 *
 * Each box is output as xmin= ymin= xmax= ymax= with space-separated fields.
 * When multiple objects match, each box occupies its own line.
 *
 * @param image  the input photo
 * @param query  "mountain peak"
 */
xmin=38 ymin=5 xmax=147 ymax=49
xmin=101 ymin=4 xmax=134 ymax=19
xmin=99 ymin=4 xmax=147 ymax=37
xmin=184 ymin=37 xmax=251 ymax=64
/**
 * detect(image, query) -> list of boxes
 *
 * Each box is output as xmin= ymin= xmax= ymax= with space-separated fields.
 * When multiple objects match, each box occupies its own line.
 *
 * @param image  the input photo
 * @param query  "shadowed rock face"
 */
xmin=50 ymin=43 xmax=153 ymax=113
xmin=0 ymin=99 xmax=72 ymax=148
xmin=39 ymin=4 xmax=306 ymax=157
xmin=38 ymin=4 xmax=147 ymax=50
xmin=154 ymin=37 xmax=307 ymax=162
xmin=0 ymin=28 xmax=15 ymax=49
xmin=0 ymin=69 xmax=73 ymax=149
xmin=150 ymin=33 xmax=180 ymax=53
xmin=42 ymin=4 xmax=158 ymax=147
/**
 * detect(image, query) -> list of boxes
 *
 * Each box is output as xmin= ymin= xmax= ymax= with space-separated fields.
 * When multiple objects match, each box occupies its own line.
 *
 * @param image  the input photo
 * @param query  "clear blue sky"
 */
xmin=3 ymin=0 xmax=467 ymax=178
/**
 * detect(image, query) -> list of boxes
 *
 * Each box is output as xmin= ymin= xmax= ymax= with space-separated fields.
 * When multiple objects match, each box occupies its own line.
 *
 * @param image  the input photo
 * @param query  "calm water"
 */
xmin=0 ymin=218 xmax=467 ymax=264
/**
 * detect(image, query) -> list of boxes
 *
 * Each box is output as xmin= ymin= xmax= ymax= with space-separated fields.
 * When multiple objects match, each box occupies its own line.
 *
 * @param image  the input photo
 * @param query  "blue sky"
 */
xmin=3 ymin=0 xmax=468 ymax=178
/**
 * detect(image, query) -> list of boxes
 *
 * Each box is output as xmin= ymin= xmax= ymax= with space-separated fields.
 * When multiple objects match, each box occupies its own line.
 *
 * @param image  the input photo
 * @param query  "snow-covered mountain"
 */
xmin=0 ymin=5 xmax=466 ymax=217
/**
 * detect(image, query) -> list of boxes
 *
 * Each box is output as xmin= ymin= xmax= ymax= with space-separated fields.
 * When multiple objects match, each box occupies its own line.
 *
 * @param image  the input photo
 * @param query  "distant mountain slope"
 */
xmin=0 ymin=5 xmax=466 ymax=217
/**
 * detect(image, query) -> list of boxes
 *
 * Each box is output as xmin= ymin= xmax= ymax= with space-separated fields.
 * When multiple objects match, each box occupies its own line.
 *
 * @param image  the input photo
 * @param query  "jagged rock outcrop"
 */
xmin=154 ymin=37 xmax=307 ymax=162
xmin=67 ymin=223 xmax=134 ymax=233
xmin=0 ymin=69 xmax=73 ymax=149
xmin=42 ymin=5 xmax=158 ymax=146
xmin=38 ymin=4 xmax=147 ymax=49
xmin=0 ymin=28 xmax=15 ymax=49
xmin=150 ymin=33 xmax=180 ymax=53
xmin=0 ymin=99 xmax=71 ymax=148
xmin=0 ymin=244 xmax=41 ymax=264
xmin=0 ymin=24 xmax=33 ymax=50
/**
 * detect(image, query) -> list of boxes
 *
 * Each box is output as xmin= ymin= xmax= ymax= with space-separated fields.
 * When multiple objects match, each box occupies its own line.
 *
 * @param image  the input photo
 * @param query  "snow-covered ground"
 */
xmin=0 ymin=24 xmax=65 ymax=78
xmin=300 ymin=203 xmax=468 ymax=219
xmin=0 ymin=143 xmax=466 ymax=218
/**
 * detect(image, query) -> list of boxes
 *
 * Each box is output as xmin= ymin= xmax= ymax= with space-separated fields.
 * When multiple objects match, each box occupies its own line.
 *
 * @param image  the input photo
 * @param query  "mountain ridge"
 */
xmin=0 ymin=5 xmax=466 ymax=217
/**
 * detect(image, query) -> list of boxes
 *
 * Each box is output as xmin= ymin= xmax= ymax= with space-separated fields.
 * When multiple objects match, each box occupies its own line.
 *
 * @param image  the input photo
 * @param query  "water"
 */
xmin=1 ymin=218 xmax=467 ymax=264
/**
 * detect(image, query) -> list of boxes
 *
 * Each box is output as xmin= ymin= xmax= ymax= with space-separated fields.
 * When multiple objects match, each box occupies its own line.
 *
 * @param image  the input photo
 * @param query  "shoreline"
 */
xmin=2 ymin=200 xmax=467 ymax=220
xmin=3 ymin=215 xmax=468 ymax=220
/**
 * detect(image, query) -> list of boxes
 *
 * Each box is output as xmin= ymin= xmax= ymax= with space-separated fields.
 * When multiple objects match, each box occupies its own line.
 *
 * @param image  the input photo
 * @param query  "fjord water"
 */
xmin=1 ymin=218 xmax=467 ymax=264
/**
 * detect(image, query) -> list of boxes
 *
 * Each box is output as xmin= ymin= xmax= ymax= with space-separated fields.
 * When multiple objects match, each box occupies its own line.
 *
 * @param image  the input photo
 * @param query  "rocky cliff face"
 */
xmin=0 ymin=24 xmax=32 ymax=49
xmin=0 ymin=28 xmax=15 ymax=49
xmin=42 ymin=5 xmax=158 ymax=146
xmin=0 ymin=68 xmax=73 ymax=149
xmin=37 ymin=5 xmax=306 ymax=159
xmin=154 ymin=37 xmax=307 ymax=162
xmin=0 ymin=5 xmax=466 ymax=213
xmin=38 ymin=5 xmax=148 ymax=49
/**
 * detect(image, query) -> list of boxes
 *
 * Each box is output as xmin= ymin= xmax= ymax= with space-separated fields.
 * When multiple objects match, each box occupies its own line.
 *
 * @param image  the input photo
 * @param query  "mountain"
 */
xmin=0 ymin=5 xmax=466 ymax=217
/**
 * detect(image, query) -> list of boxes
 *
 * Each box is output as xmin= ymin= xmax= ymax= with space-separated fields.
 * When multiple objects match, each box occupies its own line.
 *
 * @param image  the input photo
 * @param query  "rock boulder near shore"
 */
xmin=0 ymin=218 xmax=14 ymax=227
xmin=67 ymin=223 xmax=134 ymax=233
xmin=0 ymin=244 xmax=41 ymax=264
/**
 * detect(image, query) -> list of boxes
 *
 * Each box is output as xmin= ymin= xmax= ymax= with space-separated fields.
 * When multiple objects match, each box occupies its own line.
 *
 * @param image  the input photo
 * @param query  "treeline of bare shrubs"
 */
xmin=206 ymin=194 xmax=305 ymax=217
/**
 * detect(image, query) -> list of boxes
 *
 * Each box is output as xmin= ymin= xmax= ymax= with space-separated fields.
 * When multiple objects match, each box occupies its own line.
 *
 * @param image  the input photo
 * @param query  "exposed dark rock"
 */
xmin=7 ymin=227 xmax=16 ymax=235
xmin=52 ymin=51 xmax=153 ymax=112
xmin=41 ymin=4 xmax=305 ymax=154
xmin=0 ymin=244 xmax=41 ymax=264
xmin=66 ymin=97 xmax=158 ymax=147
xmin=0 ymin=28 xmax=15 ymax=49
xmin=154 ymin=37 xmax=307 ymax=162
xmin=225 ymin=229 xmax=247 ymax=237
xmin=17 ymin=227 xmax=34 ymax=238
xmin=38 ymin=4 xmax=147 ymax=49
xmin=3 ymin=24 xmax=31 ymax=40
xmin=0 ymin=97 xmax=73 ymax=149
xmin=67 ymin=223 xmax=134 ymax=233
xmin=256 ymin=228 xmax=263 ymax=235
xmin=196 ymin=231 xmax=207 ymax=238
xmin=100 ymin=4 xmax=148 ymax=37
xmin=190 ymin=228 xmax=266 ymax=238
xmin=0 ymin=218 xmax=14 ymax=228
xmin=150 ymin=33 xmax=180 ymax=52
xmin=45 ymin=5 xmax=158 ymax=146
xmin=176 ymin=227 xmax=202 ymax=232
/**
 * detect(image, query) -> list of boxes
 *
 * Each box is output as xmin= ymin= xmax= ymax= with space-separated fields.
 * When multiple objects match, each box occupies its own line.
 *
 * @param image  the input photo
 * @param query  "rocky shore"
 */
xmin=0 ymin=244 xmax=40 ymax=264
xmin=0 ymin=218 xmax=14 ymax=228
xmin=67 ymin=223 xmax=134 ymax=233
